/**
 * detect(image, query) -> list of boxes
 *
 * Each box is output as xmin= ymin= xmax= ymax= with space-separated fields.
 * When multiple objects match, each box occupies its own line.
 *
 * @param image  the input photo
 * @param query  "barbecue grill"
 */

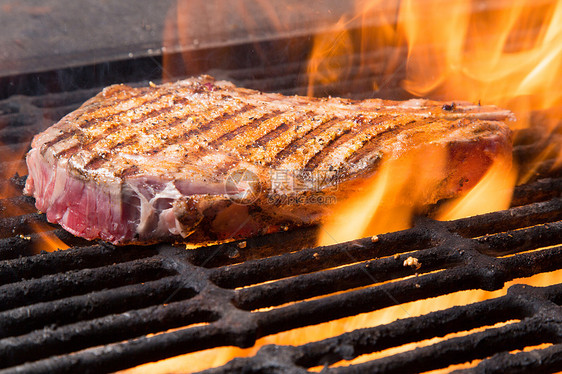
xmin=1 ymin=1 xmax=562 ymax=373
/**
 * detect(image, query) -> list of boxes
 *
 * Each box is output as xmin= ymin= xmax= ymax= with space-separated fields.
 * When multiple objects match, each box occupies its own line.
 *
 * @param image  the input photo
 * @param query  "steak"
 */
xmin=24 ymin=75 xmax=513 ymax=245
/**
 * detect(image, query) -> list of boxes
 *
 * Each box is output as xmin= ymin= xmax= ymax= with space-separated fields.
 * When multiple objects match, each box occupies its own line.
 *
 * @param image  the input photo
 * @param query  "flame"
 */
xmin=306 ymin=17 xmax=354 ymax=97
xmin=395 ymin=0 xmax=562 ymax=182
xmin=0 ymin=139 xmax=68 ymax=253
xmin=436 ymin=156 xmax=517 ymax=221
xmin=400 ymin=0 xmax=562 ymax=112
xmin=0 ymin=142 xmax=29 ymax=201
xmin=318 ymin=145 xmax=449 ymax=245
xmin=315 ymin=0 xmax=562 ymax=244
xmin=30 ymin=222 xmax=70 ymax=253
xmin=399 ymin=0 xmax=562 ymax=175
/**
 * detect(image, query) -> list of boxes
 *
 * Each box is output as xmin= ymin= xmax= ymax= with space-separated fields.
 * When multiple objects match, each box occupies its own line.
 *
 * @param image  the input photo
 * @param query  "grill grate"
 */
xmin=1 ymin=191 xmax=562 ymax=373
xmin=0 ymin=58 xmax=562 ymax=373
xmin=204 ymin=283 xmax=562 ymax=374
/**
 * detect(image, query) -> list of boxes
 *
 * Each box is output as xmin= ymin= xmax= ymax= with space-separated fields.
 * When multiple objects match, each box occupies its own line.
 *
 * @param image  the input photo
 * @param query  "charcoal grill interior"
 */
xmin=1 ymin=2 xmax=562 ymax=373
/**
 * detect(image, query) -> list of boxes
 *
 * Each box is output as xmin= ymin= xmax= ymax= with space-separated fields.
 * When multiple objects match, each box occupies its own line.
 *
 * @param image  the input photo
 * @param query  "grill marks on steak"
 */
xmin=24 ymin=75 xmax=514 ymax=244
xmin=304 ymin=114 xmax=401 ymax=172
xmin=44 ymin=82 xmax=488 ymax=178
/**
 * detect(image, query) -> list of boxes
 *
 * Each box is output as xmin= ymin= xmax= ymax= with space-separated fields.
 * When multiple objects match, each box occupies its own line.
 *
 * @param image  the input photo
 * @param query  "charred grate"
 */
xmin=1 ymin=192 xmax=562 ymax=373
xmin=0 ymin=64 xmax=562 ymax=374
xmin=204 ymin=282 xmax=562 ymax=374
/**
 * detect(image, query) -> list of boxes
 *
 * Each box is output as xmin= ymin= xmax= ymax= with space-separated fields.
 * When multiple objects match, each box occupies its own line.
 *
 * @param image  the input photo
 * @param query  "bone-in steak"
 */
xmin=24 ymin=75 xmax=513 ymax=244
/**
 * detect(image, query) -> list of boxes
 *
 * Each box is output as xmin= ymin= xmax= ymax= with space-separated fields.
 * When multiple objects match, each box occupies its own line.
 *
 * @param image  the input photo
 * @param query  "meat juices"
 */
xmin=24 ymin=76 xmax=513 ymax=244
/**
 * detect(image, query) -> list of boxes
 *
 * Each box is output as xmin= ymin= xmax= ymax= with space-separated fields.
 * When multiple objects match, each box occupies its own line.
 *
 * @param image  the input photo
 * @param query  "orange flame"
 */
xmin=399 ymin=0 xmax=562 ymax=127
xmin=30 ymin=223 xmax=70 ymax=253
xmin=0 ymin=140 xmax=68 ymax=254
xmin=0 ymin=142 xmax=29 ymax=200
xmin=318 ymin=145 xmax=449 ymax=245
xmin=316 ymin=0 xmax=562 ymax=244
xmin=306 ymin=17 xmax=354 ymax=97
xmin=436 ymin=157 xmax=517 ymax=221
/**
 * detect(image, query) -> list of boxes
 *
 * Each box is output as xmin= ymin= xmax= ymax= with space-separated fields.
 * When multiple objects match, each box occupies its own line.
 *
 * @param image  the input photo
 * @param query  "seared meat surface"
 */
xmin=24 ymin=75 xmax=513 ymax=244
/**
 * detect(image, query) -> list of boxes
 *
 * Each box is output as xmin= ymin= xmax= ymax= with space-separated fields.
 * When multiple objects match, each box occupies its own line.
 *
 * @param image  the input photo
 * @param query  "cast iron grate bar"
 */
xmin=453 ymin=344 xmax=562 ymax=374
xmin=200 ymin=283 xmax=562 ymax=374
xmin=0 ymin=275 xmax=192 ymax=339
xmin=1 ymin=206 xmax=562 ymax=372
